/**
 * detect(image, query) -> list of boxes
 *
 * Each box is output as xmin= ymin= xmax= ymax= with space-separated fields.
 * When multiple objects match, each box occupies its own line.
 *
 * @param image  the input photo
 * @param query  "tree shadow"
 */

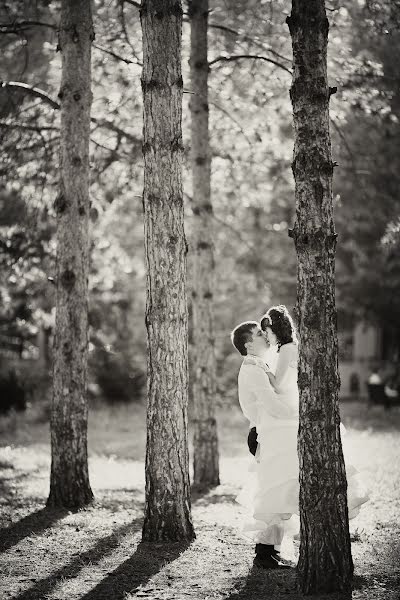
xmin=341 ymin=401 xmax=400 ymax=433
xmin=11 ymin=520 xmax=141 ymax=600
xmin=224 ymin=564 xmax=299 ymax=600
xmin=191 ymin=484 xmax=237 ymax=506
xmin=0 ymin=506 xmax=69 ymax=553
xmin=353 ymin=571 xmax=400 ymax=595
xmin=78 ymin=538 xmax=193 ymax=600
xmin=193 ymin=491 xmax=238 ymax=506
xmin=94 ymin=489 xmax=144 ymax=511
xmin=224 ymin=564 xmax=354 ymax=600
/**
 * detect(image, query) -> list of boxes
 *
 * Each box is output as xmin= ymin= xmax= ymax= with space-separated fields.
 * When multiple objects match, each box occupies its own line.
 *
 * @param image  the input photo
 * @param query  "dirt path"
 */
xmin=0 ymin=403 xmax=399 ymax=599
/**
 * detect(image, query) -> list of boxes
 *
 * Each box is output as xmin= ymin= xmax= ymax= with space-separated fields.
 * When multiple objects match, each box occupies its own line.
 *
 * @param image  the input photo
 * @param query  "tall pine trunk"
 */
xmin=47 ymin=0 xmax=94 ymax=508
xmin=189 ymin=0 xmax=220 ymax=489
xmin=141 ymin=0 xmax=195 ymax=542
xmin=287 ymin=0 xmax=353 ymax=593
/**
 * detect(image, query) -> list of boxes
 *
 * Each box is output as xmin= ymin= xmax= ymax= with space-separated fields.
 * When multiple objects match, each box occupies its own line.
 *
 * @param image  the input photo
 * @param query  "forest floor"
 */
xmin=0 ymin=400 xmax=399 ymax=600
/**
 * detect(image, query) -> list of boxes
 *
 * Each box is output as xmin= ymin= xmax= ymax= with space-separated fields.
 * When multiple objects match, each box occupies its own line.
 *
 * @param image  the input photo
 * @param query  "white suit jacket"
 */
xmin=238 ymin=354 xmax=297 ymax=428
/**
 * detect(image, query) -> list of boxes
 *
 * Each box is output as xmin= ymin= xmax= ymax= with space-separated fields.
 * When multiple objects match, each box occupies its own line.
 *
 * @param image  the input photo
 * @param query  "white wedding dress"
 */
xmin=237 ymin=346 xmax=369 ymax=544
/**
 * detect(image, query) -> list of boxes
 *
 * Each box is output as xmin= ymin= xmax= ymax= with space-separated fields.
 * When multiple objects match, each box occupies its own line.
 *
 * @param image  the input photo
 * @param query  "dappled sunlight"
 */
xmin=3 ymin=522 xmax=143 ymax=600
xmin=90 ymin=456 xmax=144 ymax=492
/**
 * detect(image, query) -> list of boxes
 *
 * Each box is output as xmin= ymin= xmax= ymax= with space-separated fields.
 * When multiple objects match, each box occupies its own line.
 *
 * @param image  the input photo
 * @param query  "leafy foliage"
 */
xmin=1 ymin=0 xmax=399 ymax=403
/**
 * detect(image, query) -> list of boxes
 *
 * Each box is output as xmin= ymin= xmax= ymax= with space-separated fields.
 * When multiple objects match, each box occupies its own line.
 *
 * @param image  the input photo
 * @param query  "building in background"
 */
xmin=338 ymin=321 xmax=390 ymax=399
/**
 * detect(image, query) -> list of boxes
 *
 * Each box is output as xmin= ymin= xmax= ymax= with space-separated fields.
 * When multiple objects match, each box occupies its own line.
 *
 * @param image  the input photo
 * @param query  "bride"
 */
xmin=232 ymin=305 xmax=368 ymax=569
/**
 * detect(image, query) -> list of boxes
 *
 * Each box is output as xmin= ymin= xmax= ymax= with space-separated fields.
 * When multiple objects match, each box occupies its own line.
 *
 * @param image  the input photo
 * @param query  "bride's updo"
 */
xmin=260 ymin=305 xmax=298 ymax=350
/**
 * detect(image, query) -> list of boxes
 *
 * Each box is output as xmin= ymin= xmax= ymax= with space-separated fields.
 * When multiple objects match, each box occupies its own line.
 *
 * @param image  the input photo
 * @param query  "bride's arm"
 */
xmin=247 ymin=365 xmax=297 ymax=419
xmin=266 ymin=344 xmax=296 ymax=392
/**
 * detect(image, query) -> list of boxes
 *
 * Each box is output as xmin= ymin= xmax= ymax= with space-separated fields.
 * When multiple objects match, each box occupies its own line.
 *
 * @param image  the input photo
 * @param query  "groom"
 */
xmin=231 ymin=320 xmax=293 ymax=569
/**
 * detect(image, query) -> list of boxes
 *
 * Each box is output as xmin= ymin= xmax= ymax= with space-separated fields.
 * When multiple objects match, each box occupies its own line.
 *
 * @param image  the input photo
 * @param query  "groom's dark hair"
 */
xmin=231 ymin=321 xmax=259 ymax=356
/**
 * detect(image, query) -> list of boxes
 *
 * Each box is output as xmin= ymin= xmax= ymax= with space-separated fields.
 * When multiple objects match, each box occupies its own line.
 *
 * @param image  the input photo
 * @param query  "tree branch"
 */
xmin=90 ymin=117 xmax=140 ymax=146
xmin=1 ymin=22 xmax=139 ymax=66
xmin=0 ymin=20 xmax=57 ymax=34
xmin=209 ymin=54 xmax=292 ymax=75
xmin=1 ymin=81 xmax=60 ymax=109
xmin=0 ymin=81 xmax=141 ymax=146
xmin=119 ymin=0 xmax=142 ymax=64
xmin=2 ymin=137 xmax=59 ymax=155
xmin=207 ymin=22 xmax=292 ymax=64
xmin=0 ymin=122 xmax=59 ymax=133
xmin=93 ymin=43 xmax=142 ymax=66
xmin=123 ymin=0 xmax=141 ymax=7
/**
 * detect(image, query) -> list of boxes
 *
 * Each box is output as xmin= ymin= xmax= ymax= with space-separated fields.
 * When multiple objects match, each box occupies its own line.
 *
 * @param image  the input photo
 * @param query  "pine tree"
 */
xmin=287 ymin=0 xmax=353 ymax=592
xmin=141 ymin=0 xmax=195 ymax=542
xmin=47 ymin=0 xmax=94 ymax=508
xmin=189 ymin=0 xmax=220 ymax=490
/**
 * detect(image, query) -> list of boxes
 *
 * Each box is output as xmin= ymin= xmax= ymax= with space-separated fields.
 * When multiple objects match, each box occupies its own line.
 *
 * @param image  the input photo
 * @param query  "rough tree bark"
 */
xmin=189 ymin=0 xmax=220 ymax=489
xmin=47 ymin=0 xmax=94 ymax=508
xmin=141 ymin=0 xmax=195 ymax=542
xmin=287 ymin=0 xmax=353 ymax=593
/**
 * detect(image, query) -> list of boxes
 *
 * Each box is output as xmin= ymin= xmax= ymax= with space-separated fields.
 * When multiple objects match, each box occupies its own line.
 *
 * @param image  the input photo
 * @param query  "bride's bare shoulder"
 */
xmin=280 ymin=342 xmax=297 ymax=355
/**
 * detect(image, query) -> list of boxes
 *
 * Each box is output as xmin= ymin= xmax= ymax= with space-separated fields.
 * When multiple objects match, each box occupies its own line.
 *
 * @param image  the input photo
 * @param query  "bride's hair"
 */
xmin=260 ymin=305 xmax=298 ymax=350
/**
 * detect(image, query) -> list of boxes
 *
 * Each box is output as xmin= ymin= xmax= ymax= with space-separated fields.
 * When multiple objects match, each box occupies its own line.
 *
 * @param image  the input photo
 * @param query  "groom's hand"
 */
xmin=247 ymin=427 xmax=258 ymax=456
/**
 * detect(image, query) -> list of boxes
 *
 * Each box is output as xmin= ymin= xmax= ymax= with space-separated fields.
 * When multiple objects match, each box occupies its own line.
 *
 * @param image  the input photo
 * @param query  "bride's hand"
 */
xmin=265 ymin=370 xmax=278 ymax=391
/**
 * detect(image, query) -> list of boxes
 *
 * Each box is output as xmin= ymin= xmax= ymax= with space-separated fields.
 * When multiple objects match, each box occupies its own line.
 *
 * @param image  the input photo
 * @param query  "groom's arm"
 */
xmin=245 ymin=364 xmax=298 ymax=420
xmin=238 ymin=368 xmax=259 ymax=427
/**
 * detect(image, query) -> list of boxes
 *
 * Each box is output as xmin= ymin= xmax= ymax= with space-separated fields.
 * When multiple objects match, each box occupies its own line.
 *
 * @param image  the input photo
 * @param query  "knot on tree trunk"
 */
xmin=289 ymin=226 xmax=337 ymax=250
xmin=290 ymin=80 xmax=331 ymax=105
xmin=54 ymin=193 xmax=68 ymax=214
xmin=61 ymin=269 xmax=76 ymax=290
xmin=171 ymin=136 xmax=184 ymax=152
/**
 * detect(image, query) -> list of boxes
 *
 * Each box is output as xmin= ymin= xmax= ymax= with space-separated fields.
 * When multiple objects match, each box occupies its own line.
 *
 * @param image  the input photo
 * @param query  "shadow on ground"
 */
xmin=10 ymin=520 xmax=142 ymax=600
xmin=0 ymin=506 xmax=69 ymax=553
xmin=224 ymin=564 xmax=359 ymax=600
xmin=353 ymin=564 xmax=400 ymax=596
xmin=192 ymin=486 xmax=237 ymax=507
xmin=78 ymin=539 xmax=193 ymax=600
xmin=341 ymin=403 xmax=400 ymax=433
xmin=224 ymin=564 xmax=299 ymax=600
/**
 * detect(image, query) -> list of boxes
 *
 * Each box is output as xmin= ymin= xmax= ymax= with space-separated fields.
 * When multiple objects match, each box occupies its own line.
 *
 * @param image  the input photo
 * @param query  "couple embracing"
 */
xmin=231 ymin=305 xmax=368 ymax=570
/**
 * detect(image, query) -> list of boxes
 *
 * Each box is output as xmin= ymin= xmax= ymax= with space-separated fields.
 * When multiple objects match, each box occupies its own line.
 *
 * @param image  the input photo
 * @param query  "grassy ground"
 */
xmin=0 ymin=400 xmax=399 ymax=599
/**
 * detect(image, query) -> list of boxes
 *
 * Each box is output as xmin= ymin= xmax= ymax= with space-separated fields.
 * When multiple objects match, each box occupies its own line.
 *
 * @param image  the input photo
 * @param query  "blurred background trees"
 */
xmin=1 ymin=0 xmax=399 ymax=415
xmin=189 ymin=0 xmax=220 ymax=489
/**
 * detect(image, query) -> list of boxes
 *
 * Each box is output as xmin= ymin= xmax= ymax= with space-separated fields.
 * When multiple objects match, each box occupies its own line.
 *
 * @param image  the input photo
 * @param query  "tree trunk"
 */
xmin=287 ymin=1 xmax=353 ymax=593
xmin=47 ymin=0 xmax=94 ymax=508
xmin=141 ymin=0 xmax=195 ymax=542
xmin=189 ymin=0 xmax=220 ymax=489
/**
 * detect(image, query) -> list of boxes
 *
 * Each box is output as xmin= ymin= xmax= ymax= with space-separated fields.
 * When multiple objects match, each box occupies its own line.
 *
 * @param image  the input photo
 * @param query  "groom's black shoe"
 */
xmin=253 ymin=554 xmax=291 ymax=569
xmin=254 ymin=544 xmax=291 ymax=570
